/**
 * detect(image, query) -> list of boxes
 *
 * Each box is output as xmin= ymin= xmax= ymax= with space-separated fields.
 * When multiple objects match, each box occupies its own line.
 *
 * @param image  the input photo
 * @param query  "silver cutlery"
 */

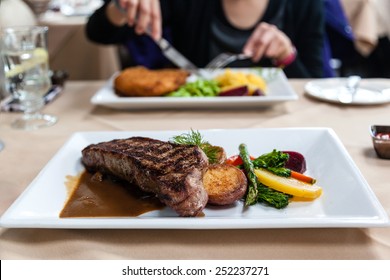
xmin=154 ymin=37 xmax=201 ymax=75
xmin=338 ymin=75 xmax=361 ymax=104
xmin=205 ymin=53 xmax=252 ymax=69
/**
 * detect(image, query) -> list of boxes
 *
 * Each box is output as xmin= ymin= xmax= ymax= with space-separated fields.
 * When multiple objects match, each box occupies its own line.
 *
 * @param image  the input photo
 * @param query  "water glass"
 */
xmin=1 ymin=26 xmax=57 ymax=130
xmin=0 ymin=52 xmax=5 ymax=150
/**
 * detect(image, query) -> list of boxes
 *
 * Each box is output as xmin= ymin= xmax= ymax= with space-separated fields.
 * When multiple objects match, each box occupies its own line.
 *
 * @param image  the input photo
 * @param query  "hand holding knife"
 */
xmin=112 ymin=0 xmax=200 ymax=74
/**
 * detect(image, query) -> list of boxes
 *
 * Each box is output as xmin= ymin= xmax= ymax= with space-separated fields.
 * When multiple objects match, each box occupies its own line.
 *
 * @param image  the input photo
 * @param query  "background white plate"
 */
xmin=0 ymin=128 xmax=388 ymax=229
xmin=305 ymin=78 xmax=390 ymax=105
xmin=91 ymin=68 xmax=298 ymax=109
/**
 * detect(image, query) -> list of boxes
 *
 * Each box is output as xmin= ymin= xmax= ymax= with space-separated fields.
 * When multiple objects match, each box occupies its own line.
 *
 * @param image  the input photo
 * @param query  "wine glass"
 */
xmin=1 ymin=26 xmax=57 ymax=130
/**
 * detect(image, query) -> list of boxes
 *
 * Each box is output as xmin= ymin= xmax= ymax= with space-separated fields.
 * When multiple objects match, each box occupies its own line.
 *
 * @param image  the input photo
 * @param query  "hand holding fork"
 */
xmin=206 ymin=22 xmax=295 ymax=71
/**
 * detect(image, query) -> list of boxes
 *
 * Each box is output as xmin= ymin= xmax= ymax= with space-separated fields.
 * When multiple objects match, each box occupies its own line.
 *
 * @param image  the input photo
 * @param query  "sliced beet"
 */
xmin=218 ymin=85 xmax=249 ymax=96
xmin=252 ymin=88 xmax=265 ymax=96
xmin=283 ymin=151 xmax=306 ymax=173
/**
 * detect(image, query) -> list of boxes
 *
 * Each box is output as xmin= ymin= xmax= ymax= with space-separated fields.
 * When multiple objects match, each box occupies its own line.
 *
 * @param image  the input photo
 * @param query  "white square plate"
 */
xmin=0 ymin=128 xmax=388 ymax=229
xmin=91 ymin=68 xmax=298 ymax=109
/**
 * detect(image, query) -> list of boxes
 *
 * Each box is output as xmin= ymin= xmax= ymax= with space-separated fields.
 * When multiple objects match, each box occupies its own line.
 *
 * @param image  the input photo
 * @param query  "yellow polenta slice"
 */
xmin=254 ymin=168 xmax=322 ymax=199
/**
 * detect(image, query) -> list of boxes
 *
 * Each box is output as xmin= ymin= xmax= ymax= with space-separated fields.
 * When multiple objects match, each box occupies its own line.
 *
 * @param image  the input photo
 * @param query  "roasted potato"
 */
xmin=212 ymin=145 xmax=227 ymax=164
xmin=203 ymin=164 xmax=247 ymax=205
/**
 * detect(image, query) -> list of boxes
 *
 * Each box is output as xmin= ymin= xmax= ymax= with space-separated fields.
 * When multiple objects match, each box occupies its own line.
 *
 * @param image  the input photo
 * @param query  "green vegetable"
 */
xmin=257 ymin=183 xmax=290 ymax=209
xmin=239 ymin=143 xmax=258 ymax=206
xmin=166 ymin=79 xmax=220 ymax=97
xmin=240 ymin=146 xmax=290 ymax=209
xmin=252 ymin=149 xmax=291 ymax=177
xmin=170 ymin=129 xmax=220 ymax=164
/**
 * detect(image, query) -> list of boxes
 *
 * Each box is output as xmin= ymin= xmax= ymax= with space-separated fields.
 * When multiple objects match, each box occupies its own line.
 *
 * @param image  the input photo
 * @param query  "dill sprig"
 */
xmin=171 ymin=129 xmax=205 ymax=146
xmin=170 ymin=130 xmax=219 ymax=164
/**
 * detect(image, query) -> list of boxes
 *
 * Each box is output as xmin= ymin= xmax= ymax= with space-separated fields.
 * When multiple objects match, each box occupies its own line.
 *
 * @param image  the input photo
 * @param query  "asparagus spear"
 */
xmin=239 ymin=143 xmax=258 ymax=206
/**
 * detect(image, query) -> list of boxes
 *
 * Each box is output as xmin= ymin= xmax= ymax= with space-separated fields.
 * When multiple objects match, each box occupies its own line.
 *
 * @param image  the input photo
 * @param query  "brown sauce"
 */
xmin=60 ymin=171 xmax=165 ymax=218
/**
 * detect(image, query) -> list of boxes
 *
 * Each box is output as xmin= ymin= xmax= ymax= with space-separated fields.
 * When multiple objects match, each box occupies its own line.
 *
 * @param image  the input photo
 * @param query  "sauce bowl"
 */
xmin=370 ymin=125 xmax=390 ymax=159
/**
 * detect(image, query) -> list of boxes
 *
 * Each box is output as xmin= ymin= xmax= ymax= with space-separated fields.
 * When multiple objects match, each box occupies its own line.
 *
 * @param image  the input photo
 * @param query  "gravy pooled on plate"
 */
xmin=60 ymin=171 xmax=165 ymax=218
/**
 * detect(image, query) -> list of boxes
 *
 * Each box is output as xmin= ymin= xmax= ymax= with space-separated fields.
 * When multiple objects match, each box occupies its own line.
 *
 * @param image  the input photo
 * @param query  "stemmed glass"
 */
xmin=1 ymin=26 xmax=57 ymax=130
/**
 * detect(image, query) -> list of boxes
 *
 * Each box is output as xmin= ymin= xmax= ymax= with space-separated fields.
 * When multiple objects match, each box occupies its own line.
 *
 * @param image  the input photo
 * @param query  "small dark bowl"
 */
xmin=370 ymin=125 xmax=390 ymax=159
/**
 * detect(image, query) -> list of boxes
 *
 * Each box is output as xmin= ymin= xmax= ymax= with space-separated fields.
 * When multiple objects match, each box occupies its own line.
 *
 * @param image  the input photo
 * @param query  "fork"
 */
xmin=205 ymin=53 xmax=252 ymax=69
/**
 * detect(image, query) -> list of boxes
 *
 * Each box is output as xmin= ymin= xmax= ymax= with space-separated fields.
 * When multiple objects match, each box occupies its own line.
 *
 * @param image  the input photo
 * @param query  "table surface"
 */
xmin=1 ymin=79 xmax=389 ymax=259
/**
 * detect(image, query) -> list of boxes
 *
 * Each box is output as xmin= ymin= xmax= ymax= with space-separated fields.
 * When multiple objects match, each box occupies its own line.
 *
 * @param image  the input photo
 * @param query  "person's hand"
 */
xmin=243 ymin=22 xmax=295 ymax=64
xmin=116 ymin=0 xmax=162 ymax=41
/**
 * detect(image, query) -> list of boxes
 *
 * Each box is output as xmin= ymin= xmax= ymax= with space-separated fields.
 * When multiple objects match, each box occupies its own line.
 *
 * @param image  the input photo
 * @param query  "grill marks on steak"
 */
xmin=81 ymin=137 xmax=209 ymax=216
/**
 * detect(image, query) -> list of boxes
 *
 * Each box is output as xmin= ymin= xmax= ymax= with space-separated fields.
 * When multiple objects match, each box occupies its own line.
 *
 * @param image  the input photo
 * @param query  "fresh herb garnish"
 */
xmin=170 ymin=130 xmax=220 ymax=164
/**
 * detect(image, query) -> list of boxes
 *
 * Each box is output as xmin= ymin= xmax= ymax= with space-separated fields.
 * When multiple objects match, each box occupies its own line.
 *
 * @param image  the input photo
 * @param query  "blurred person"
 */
xmin=322 ymin=0 xmax=354 ymax=77
xmin=322 ymin=0 xmax=390 ymax=78
xmin=86 ymin=0 xmax=325 ymax=78
xmin=0 ymin=0 xmax=37 ymax=28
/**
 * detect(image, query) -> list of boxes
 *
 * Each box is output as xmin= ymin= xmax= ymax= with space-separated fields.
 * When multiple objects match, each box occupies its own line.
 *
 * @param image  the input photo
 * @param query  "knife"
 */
xmin=117 ymin=8 xmax=201 ymax=75
xmin=154 ymin=37 xmax=200 ymax=75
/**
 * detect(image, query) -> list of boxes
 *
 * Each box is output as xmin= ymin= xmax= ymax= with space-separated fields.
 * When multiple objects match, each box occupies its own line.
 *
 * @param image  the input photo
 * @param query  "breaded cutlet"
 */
xmin=114 ymin=66 xmax=189 ymax=97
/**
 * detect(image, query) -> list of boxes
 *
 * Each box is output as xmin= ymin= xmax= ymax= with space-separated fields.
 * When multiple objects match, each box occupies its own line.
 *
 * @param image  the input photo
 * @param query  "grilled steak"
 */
xmin=81 ymin=137 xmax=209 ymax=216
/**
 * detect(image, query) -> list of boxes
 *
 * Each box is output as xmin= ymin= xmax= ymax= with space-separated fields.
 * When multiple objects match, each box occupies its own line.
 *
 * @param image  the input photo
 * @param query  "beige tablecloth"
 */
xmin=39 ymin=11 xmax=120 ymax=80
xmin=0 ymin=79 xmax=390 ymax=259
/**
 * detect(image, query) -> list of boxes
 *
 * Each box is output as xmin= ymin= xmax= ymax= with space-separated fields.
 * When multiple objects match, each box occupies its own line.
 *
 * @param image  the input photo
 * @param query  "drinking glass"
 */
xmin=1 ymin=26 xmax=57 ymax=130
xmin=0 ymin=52 xmax=5 ymax=150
